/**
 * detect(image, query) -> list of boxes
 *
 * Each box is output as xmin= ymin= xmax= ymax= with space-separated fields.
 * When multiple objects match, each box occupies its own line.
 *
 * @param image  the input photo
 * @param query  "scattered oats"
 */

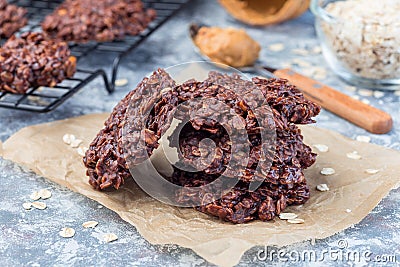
xmin=365 ymin=169 xmax=380 ymax=174
xmin=356 ymin=135 xmax=371 ymax=143
xmin=373 ymin=91 xmax=385 ymax=98
xmin=292 ymin=58 xmax=312 ymax=68
xmin=38 ymin=189 xmax=52 ymax=199
xmin=316 ymin=184 xmax=330 ymax=192
xmin=97 ymin=205 xmax=103 ymax=209
xmin=358 ymin=88 xmax=373 ymax=97
xmin=104 ymin=233 xmax=118 ymax=243
xmin=77 ymin=147 xmax=88 ymax=157
xmin=346 ymin=151 xmax=362 ymax=160
xmin=346 ymin=209 xmax=352 ymax=213
xmin=279 ymin=213 xmax=298 ymax=220
xmin=361 ymin=98 xmax=370 ymax=105
xmin=59 ymin=227 xmax=75 ymax=238
xmin=70 ymin=139 xmax=83 ymax=148
xmin=22 ymin=202 xmax=32 ymax=210
xmin=344 ymin=85 xmax=357 ymax=92
xmin=312 ymin=46 xmax=322 ymax=54
xmin=30 ymin=191 xmax=41 ymax=200
xmin=31 ymin=201 xmax=47 ymax=210
xmin=395 ymin=91 xmax=400 ymax=96
xmin=82 ymin=221 xmax=98 ymax=228
xmin=292 ymin=48 xmax=309 ymax=56
xmin=63 ymin=134 xmax=75 ymax=145
xmin=313 ymin=144 xmax=329 ymax=152
xmin=287 ymin=218 xmax=305 ymax=224
xmin=115 ymin=78 xmax=128 ymax=87
xmin=268 ymin=43 xmax=285 ymax=52
xmin=321 ymin=167 xmax=336 ymax=176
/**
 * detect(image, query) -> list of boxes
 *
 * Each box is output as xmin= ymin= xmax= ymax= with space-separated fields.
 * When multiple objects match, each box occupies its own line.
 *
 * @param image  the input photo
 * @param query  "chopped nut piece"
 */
xmin=103 ymin=233 xmax=118 ymax=243
xmin=70 ymin=139 xmax=83 ymax=148
xmin=321 ymin=167 xmax=335 ymax=176
xmin=59 ymin=227 xmax=75 ymax=238
xmin=268 ymin=43 xmax=285 ymax=52
xmin=356 ymin=135 xmax=371 ymax=143
xmin=346 ymin=151 xmax=362 ymax=160
xmin=316 ymin=184 xmax=330 ymax=192
xmin=115 ymin=78 xmax=128 ymax=87
xmin=313 ymin=144 xmax=329 ymax=152
xmin=365 ymin=169 xmax=380 ymax=174
xmin=287 ymin=218 xmax=305 ymax=224
xmin=31 ymin=201 xmax=47 ymax=210
xmin=22 ymin=202 xmax=32 ymax=210
xmin=63 ymin=134 xmax=76 ymax=145
xmin=30 ymin=191 xmax=41 ymax=200
xmin=77 ymin=147 xmax=88 ymax=157
xmin=38 ymin=189 xmax=52 ymax=199
xmin=279 ymin=213 xmax=298 ymax=220
xmin=82 ymin=221 xmax=98 ymax=228
xmin=373 ymin=91 xmax=385 ymax=98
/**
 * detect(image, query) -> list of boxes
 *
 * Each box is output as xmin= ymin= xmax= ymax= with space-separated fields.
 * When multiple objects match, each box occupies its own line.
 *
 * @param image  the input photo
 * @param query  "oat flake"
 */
xmin=316 ymin=184 xmax=330 ymax=192
xmin=279 ymin=213 xmax=298 ymax=220
xmin=365 ymin=169 xmax=380 ymax=174
xmin=70 ymin=139 xmax=83 ymax=148
xmin=82 ymin=221 xmax=98 ymax=228
xmin=358 ymin=89 xmax=373 ymax=97
xmin=62 ymin=134 xmax=75 ymax=145
xmin=31 ymin=201 xmax=47 ymax=210
xmin=115 ymin=78 xmax=128 ymax=87
xmin=356 ymin=135 xmax=371 ymax=143
xmin=287 ymin=218 xmax=305 ymax=224
xmin=104 ymin=233 xmax=118 ymax=243
xmin=30 ymin=191 xmax=41 ymax=200
xmin=268 ymin=43 xmax=285 ymax=52
xmin=346 ymin=151 xmax=362 ymax=160
xmin=373 ymin=91 xmax=385 ymax=98
xmin=346 ymin=209 xmax=352 ymax=213
xmin=39 ymin=189 xmax=52 ymax=199
xmin=22 ymin=202 xmax=32 ymax=210
xmin=321 ymin=167 xmax=335 ymax=176
xmin=59 ymin=227 xmax=75 ymax=238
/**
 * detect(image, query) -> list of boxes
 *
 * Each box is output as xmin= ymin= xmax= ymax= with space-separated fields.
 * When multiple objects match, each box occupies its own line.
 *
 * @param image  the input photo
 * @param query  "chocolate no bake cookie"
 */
xmin=83 ymin=69 xmax=320 ymax=223
xmin=42 ymin=0 xmax=156 ymax=42
xmin=0 ymin=0 xmax=27 ymax=38
xmin=0 ymin=32 xmax=76 ymax=94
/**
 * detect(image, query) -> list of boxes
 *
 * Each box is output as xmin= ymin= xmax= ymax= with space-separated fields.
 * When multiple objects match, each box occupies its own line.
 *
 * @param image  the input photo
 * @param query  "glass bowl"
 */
xmin=311 ymin=0 xmax=400 ymax=90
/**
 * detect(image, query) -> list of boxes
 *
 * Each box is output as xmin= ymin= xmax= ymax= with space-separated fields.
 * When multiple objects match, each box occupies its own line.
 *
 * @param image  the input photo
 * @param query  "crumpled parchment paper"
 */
xmin=1 ymin=113 xmax=399 ymax=267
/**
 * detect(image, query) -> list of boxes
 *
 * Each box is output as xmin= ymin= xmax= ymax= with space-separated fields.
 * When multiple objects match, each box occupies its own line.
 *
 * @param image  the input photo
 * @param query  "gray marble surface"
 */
xmin=0 ymin=0 xmax=399 ymax=266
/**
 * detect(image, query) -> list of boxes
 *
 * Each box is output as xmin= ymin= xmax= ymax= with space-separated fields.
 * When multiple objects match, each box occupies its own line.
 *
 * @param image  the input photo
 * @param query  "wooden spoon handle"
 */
xmin=274 ymin=68 xmax=393 ymax=134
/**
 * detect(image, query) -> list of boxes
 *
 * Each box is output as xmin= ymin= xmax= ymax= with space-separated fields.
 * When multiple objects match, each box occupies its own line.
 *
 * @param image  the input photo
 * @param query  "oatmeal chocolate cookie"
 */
xmin=0 ymin=0 xmax=27 ymax=38
xmin=83 ymin=69 xmax=320 ymax=223
xmin=171 ymin=169 xmax=310 ymax=223
xmin=0 ymin=32 xmax=76 ymax=94
xmin=42 ymin=0 xmax=156 ymax=43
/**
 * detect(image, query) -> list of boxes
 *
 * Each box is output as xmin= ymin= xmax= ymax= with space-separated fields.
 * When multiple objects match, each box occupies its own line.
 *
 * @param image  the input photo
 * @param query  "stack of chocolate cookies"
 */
xmin=84 ymin=69 xmax=320 ymax=223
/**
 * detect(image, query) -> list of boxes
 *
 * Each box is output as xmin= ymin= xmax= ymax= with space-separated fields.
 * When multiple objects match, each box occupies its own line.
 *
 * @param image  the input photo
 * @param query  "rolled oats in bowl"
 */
xmin=311 ymin=0 xmax=400 ymax=90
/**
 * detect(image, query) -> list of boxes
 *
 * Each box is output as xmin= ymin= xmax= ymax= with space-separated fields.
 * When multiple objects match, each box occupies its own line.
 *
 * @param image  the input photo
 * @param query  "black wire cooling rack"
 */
xmin=0 ymin=0 xmax=190 ymax=112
